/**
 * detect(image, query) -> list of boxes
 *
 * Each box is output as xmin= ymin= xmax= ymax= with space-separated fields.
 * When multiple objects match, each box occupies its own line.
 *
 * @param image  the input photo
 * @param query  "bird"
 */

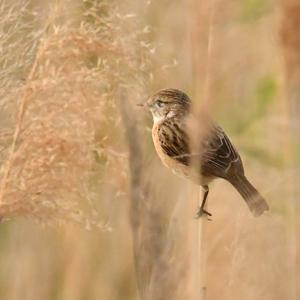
xmin=138 ymin=88 xmax=269 ymax=218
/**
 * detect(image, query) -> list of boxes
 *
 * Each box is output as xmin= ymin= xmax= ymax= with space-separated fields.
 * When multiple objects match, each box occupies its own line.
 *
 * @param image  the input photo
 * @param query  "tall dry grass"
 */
xmin=0 ymin=0 xmax=150 ymax=226
xmin=0 ymin=0 xmax=299 ymax=300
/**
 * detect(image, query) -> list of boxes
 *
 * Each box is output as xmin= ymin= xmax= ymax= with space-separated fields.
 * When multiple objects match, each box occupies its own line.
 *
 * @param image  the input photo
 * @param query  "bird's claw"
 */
xmin=195 ymin=207 xmax=212 ymax=220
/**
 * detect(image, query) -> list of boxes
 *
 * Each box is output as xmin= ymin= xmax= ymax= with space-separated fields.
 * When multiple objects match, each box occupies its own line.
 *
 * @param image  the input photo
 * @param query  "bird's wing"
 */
xmin=199 ymin=124 xmax=242 ymax=178
xmin=158 ymin=117 xmax=242 ymax=179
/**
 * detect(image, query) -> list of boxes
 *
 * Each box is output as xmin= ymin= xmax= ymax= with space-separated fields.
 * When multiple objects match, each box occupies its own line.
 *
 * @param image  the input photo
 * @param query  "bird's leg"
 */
xmin=196 ymin=185 xmax=212 ymax=219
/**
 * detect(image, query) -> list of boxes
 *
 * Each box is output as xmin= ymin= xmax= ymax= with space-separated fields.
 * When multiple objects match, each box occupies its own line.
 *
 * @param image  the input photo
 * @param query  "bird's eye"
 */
xmin=155 ymin=100 xmax=164 ymax=107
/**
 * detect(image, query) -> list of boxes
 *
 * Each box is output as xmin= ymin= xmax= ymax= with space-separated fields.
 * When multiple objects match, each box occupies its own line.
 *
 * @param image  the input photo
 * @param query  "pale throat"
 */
xmin=152 ymin=110 xmax=176 ymax=124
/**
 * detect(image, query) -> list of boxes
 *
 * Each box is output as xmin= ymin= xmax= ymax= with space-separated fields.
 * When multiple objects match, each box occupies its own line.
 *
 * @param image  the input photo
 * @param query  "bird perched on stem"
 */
xmin=138 ymin=88 xmax=269 ymax=218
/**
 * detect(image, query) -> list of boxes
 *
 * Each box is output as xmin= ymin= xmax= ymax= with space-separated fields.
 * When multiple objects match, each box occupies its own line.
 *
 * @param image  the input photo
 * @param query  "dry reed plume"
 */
xmin=0 ymin=0 xmax=152 ymax=227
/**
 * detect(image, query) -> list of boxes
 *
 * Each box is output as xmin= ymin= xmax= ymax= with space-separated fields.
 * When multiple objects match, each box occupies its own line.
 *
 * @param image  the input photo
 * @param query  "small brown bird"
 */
xmin=139 ymin=88 xmax=269 ymax=218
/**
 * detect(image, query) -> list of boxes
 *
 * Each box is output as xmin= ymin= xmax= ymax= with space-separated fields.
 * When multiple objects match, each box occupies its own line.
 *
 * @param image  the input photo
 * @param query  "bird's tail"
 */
xmin=229 ymin=174 xmax=269 ymax=217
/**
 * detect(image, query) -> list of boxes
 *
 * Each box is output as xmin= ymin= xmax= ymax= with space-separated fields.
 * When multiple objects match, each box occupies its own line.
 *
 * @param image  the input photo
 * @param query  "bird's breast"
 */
xmin=152 ymin=123 xmax=214 ymax=185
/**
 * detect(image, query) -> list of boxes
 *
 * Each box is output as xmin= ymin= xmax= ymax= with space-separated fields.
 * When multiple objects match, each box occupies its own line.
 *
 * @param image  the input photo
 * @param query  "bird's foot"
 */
xmin=195 ymin=207 xmax=212 ymax=220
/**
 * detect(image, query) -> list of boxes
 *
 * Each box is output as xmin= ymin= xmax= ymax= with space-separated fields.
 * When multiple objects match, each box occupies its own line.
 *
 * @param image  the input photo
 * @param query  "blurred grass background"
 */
xmin=0 ymin=0 xmax=299 ymax=299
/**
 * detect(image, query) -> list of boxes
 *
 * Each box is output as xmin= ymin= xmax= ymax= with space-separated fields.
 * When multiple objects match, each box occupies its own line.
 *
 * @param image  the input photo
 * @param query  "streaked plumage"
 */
xmin=144 ymin=88 xmax=269 ymax=217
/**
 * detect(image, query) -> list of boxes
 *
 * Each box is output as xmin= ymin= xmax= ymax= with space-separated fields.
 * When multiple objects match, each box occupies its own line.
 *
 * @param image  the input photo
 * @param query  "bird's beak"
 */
xmin=137 ymin=98 xmax=150 ymax=109
xmin=137 ymin=101 xmax=149 ymax=109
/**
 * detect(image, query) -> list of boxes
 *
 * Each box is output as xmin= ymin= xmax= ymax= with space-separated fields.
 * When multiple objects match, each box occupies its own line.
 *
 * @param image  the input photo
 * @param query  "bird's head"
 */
xmin=138 ymin=88 xmax=191 ymax=123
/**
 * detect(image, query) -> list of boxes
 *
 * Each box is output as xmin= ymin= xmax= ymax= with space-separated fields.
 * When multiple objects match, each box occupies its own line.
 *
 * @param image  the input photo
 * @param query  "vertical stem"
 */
xmin=280 ymin=1 xmax=299 ymax=299
xmin=195 ymin=1 xmax=215 ymax=299
xmin=119 ymin=91 xmax=171 ymax=300
xmin=280 ymin=78 xmax=297 ymax=300
xmin=196 ymin=189 xmax=208 ymax=300
xmin=203 ymin=0 xmax=215 ymax=105
xmin=118 ymin=91 xmax=145 ymax=299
